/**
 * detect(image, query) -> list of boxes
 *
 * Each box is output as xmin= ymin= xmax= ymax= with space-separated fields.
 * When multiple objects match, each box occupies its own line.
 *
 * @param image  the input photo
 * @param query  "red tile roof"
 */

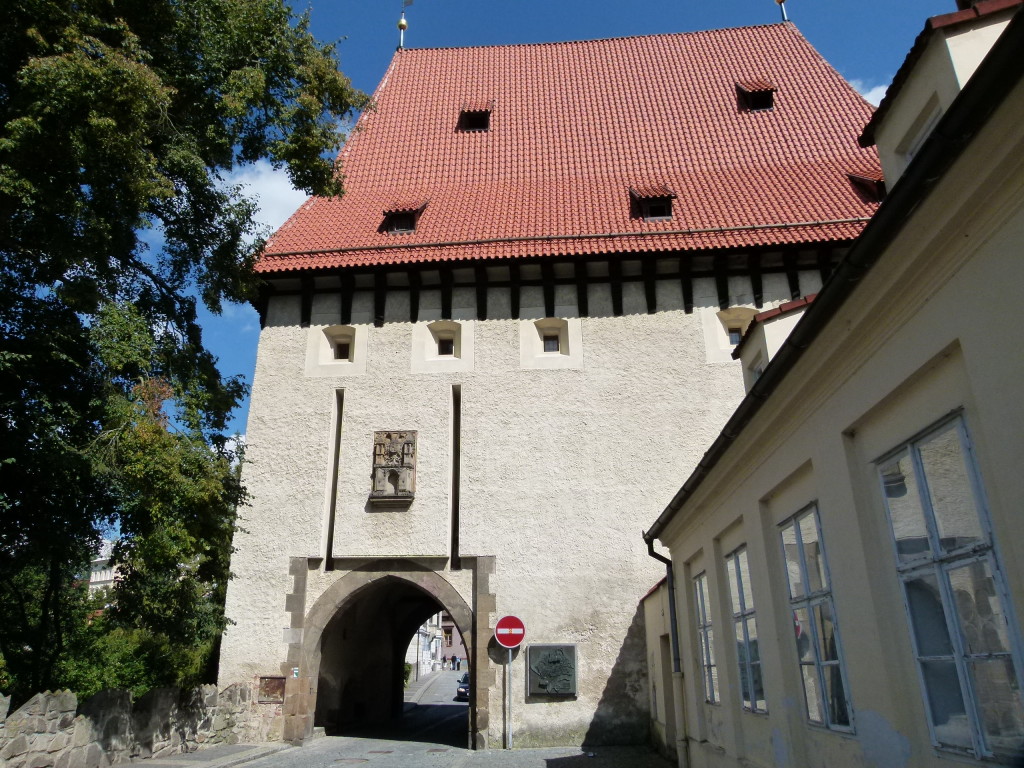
xmin=259 ymin=24 xmax=880 ymax=274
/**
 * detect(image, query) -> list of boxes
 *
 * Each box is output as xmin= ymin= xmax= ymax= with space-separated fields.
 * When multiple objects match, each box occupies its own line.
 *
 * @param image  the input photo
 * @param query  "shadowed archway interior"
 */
xmin=315 ymin=576 xmax=444 ymax=730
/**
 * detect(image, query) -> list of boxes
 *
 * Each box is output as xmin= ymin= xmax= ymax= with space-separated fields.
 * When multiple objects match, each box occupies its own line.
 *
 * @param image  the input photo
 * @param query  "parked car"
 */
xmin=455 ymin=672 xmax=470 ymax=701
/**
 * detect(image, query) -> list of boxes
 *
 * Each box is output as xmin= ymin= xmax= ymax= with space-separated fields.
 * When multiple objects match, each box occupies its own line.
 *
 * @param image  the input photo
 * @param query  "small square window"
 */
xmin=737 ymin=85 xmax=775 ymax=112
xmin=334 ymin=342 xmax=351 ymax=361
xmin=641 ymin=198 xmax=672 ymax=221
xmin=458 ymin=109 xmax=491 ymax=131
xmin=728 ymin=328 xmax=742 ymax=345
xmin=437 ymin=337 xmax=455 ymax=356
xmin=543 ymin=335 xmax=560 ymax=353
xmin=383 ymin=211 xmax=416 ymax=234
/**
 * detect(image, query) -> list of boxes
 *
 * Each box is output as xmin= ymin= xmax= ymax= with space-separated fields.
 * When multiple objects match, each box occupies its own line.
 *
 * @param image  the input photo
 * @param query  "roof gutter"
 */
xmin=644 ymin=9 xmax=1024 ymax=545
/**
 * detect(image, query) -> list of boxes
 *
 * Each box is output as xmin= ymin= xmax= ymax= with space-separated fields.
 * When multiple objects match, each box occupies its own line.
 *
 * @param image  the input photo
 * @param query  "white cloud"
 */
xmin=226 ymin=160 xmax=309 ymax=233
xmin=850 ymin=79 xmax=889 ymax=107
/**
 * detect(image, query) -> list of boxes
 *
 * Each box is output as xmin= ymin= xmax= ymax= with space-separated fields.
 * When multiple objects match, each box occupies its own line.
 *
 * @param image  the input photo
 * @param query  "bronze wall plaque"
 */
xmin=370 ymin=430 xmax=417 ymax=504
xmin=527 ymin=644 xmax=577 ymax=696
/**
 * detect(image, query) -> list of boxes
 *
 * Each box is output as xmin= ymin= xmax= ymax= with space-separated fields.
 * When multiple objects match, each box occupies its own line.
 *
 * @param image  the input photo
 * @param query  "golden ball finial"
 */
xmin=398 ymin=16 xmax=408 ymax=30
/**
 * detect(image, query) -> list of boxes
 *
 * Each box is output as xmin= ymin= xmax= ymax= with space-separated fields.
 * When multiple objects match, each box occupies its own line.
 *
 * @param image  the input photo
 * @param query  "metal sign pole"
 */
xmin=506 ymin=647 xmax=513 ymax=749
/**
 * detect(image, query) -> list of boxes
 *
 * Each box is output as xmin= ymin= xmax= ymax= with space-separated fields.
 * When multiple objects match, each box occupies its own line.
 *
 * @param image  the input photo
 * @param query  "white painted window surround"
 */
xmin=305 ymin=324 xmax=368 ymax=377
xmin=780 ymin=504 xmax=854 ymax=731
xmin=519 ymin=316 xmax=583 ymax=370
xmin=411 ymin=320 xmax=475 ymax=373
xmin=726 ymin=546 xmax=767 ymax=713
xmin=694 ymin=571 xmax=719 ymax=704
xmin=877 ymin=415 xmax=1024 ymax=760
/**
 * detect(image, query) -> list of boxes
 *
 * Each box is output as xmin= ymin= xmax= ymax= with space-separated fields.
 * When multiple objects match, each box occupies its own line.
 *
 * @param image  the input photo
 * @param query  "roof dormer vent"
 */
xmin=458 ymin=99 xmax=493 ymax=132
xmin=736 ymin=79 xmax=777 ymax=112
xmin=630 ymin=185 xmax=677 ymax=221
xmin=381 ymin=199 xmax=428 ymax=235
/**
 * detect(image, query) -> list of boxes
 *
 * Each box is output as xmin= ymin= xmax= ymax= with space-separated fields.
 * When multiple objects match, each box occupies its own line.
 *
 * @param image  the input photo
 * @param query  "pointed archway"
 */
xmin=295 ymin=561 xmax=475 ymax=744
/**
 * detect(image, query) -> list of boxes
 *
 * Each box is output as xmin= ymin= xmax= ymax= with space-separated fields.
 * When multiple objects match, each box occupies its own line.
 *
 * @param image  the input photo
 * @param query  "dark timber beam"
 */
xmin=817 ymin=246 xmax=833 ymax=285
xmin=642 ymin=258 xmax=657 ymax=314
xmin=714 ymin=256 xmax=729 ymax=310
xmin=256 ymin=285 xmax=271 ymax=329
xmin=680 ymin=257 xmax=693 ymax=314
xmin=440 ymin=267 xmax=453 ymax=320
xmin=784 ymin=249 xmax=800 ymax=299
xmin=542 ymin=262 xmax=555 ymax=318
xmin=341 ymin=273 xmax=354 ymax=325
xmin=475 ymin=265 xmax=488 ymax=320
xmin=409 ymin=270 xmax=421 ymax=323
xmin=300 ymin=276 xmax=313 ymax=328
xmin=574 ymin=259 xmax=589 ymax=317
xmin=610 ymin=259 xmax=623 ymax=317
xmin=749 ymin=253 xmax=764 ymax=308
xmin=510 ymin=262 xmax=521 ymax=319
xmin=373 ymin=270 xmax=387 ymax=327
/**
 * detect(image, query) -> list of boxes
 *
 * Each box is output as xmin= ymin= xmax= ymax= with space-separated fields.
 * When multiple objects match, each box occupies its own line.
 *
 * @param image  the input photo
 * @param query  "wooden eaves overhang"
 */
xmin=254 ymin=238 xmax=858 ymax=330
xmin=643 ymin=10 xmax=1024 ymax=545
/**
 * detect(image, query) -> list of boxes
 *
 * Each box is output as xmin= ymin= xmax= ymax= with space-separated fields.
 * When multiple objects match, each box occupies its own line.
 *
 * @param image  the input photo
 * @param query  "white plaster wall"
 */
xmin=655 ymin=76 xmax=1024 ymax=767
xmin=220 ymin=269 xmax=819 ymax=745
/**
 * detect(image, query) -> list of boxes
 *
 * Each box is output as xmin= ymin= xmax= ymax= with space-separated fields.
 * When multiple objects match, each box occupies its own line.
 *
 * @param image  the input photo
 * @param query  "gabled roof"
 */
xmin=259 ymin=24 xmax=880 ymax=274
xmin=860 ymin=0 xmax=1023 ymax=147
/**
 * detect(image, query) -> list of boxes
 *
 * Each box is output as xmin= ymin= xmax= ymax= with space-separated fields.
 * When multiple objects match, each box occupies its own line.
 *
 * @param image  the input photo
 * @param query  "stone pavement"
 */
xmin=136 ymin=669 xmax=674 ymax=768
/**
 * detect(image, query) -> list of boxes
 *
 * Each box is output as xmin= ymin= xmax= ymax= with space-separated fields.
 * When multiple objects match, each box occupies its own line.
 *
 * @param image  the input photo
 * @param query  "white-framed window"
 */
xmin=726 ymin=547 xmax=766 ymax=713
xmin=693 ymin=571 xmax=719 ymax=704
xmin=877 ymin=414 xmax=1024 ymax=760
xmin=780 ymin=504 xmax=853 ymax=730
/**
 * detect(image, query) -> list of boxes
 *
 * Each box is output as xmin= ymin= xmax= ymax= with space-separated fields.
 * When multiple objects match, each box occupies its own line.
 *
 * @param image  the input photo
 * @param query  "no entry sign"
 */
xmin=494 ymin=615 xmax=526 ymax=648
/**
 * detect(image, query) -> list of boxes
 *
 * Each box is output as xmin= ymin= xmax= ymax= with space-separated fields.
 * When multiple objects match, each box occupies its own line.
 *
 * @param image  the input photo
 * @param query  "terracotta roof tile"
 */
xmin=259 ymin=24 xmax=880 ymax=273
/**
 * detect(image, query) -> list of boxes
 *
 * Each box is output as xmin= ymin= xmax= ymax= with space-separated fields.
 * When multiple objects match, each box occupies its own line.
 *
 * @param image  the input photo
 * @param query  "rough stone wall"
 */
xmin=0 ymin=683 xmax=273 ymax=768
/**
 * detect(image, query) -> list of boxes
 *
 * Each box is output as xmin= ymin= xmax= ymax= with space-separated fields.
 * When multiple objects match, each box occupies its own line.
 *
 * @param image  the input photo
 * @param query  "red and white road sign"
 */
xmin=494 ymin=615 xmax=526 ymax=648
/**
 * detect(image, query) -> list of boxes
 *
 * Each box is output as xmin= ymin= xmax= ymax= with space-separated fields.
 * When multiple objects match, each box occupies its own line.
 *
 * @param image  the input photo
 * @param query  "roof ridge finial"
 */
xmin=775 ymin=0 xmax=790 ymax=22
xmin=398 ymin=0 xmax=413 ymax=50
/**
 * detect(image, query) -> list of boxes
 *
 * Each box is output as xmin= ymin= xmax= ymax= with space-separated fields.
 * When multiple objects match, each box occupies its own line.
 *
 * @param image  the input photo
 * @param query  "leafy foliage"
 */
xmin=0 ymin=0 xmax=364 ymax=704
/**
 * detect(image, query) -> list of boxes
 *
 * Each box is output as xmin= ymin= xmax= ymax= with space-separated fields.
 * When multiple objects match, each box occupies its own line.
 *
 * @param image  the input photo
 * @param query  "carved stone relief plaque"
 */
xmin=369 ymin=430 xmax=416 ymax=504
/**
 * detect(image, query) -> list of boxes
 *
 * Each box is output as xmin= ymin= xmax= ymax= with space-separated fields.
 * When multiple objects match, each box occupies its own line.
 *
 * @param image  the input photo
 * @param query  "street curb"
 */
xmin=138 ymin=742 xmax=292 ymax=767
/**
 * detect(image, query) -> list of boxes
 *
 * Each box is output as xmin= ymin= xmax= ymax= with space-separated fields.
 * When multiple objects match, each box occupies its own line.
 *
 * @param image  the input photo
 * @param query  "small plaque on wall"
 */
xmin=258 ymin=676 xmax=286 ymax=703
xmin=527 ymin=644 xmax=577 ymax=697
xmin=369 ymin=430 xmax=416 ymax=504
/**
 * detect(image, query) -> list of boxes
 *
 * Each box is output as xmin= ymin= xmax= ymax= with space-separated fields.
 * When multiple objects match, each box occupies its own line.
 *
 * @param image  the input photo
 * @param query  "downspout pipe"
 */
xmin=647 ymin=539 xmax=690 ymax=768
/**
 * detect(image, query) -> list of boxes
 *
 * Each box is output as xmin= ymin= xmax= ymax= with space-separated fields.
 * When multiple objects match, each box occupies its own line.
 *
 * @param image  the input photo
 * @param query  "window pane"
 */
xmin=800 ymin=512 xmax=828 ymax=593
xmin=822 ymin=662 xmax=851 ymax=727
xmin=918 ymin=424 xmax=983 ymax=552
xmin=752 ymin=662 xmax=766 ymax=712
xmin=727 ymin=556 xmax=741 ymax=615
xmin=905 ymin=571 xmax=954 ymax=657
xmin=921 ymin=660 xmax=971 ymax=749
xmin=738 ymin=549 xmax=754 ymax=612
xmin=746 ymin=617 xmax=760 ymax=662
xmin=970 ymin=658 xmax=1024 ymax=756
xmin=782 ymin=522 xmax=804 ymax=598
xmin=801 ymin=664 xmax=824 ymax=723
xmin=814 ymin=601 xmax=840 ymax=662
xmin=708 ymin=663 xmax=720 ymax=701
xmin=880 ymin=454 xmax=932 ymax=561
xmin=706 ymin=628 xmax=716 ymax=666
xmin=949 ymin=560 xmax=1010 ymax=655
xmin=696 ymin=575 xmax=710 ymax=621
xmin=794 ymin=607 xmax=814 ymax=663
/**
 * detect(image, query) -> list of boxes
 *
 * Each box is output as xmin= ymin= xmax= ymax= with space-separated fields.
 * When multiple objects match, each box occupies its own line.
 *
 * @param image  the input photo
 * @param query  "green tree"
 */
xmin=0 ymin=0 xmax=364 ymax=704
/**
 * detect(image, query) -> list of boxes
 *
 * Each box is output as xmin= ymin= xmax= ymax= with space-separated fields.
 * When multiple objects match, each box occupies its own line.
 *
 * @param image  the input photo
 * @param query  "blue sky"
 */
xmin=206 ymin=0 xmax=953 ymax=436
